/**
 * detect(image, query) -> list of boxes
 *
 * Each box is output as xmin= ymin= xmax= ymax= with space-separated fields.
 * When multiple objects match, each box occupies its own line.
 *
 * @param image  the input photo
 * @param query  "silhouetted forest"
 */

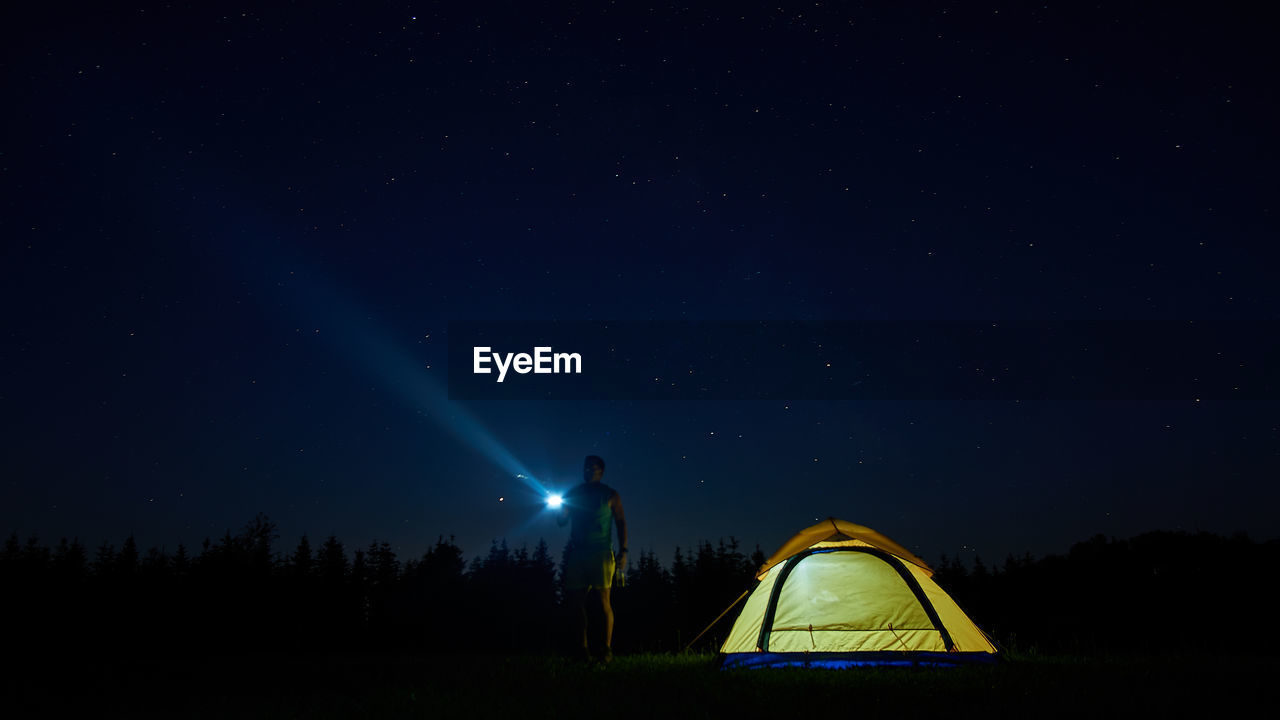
xmin=3 ymin=516 xmax=1275 ymax=656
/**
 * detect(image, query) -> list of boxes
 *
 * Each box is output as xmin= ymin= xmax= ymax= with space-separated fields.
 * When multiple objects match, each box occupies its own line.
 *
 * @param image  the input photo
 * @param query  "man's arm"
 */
xmin=556 ymin=487 xmax=573 ymax=527
xmin=611 ymin=490 xmax=628 ymax=568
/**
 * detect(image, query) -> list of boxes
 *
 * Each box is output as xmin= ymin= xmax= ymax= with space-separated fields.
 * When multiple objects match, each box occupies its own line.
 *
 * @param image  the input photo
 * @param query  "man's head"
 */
xmin=583 ymin=455 xmax=605 ymax=483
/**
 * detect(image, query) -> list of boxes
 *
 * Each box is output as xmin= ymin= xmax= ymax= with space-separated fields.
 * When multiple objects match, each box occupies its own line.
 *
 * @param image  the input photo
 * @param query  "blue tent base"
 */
xmin=718 ymin=651 xmax=999 ymax=670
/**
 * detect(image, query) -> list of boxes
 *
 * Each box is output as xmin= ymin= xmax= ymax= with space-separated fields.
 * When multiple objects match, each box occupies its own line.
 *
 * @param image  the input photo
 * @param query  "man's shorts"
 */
xmin=564 ymin=546 xmax=615 ymax=590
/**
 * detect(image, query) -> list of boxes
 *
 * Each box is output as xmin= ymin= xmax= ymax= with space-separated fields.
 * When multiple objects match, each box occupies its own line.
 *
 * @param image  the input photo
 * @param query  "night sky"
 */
xmin=3 ymin=2 xmax=1276 ymax=567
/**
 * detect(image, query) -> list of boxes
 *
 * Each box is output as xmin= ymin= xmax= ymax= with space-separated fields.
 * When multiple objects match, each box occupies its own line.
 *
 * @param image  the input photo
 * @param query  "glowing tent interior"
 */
xmin=718 ymin=518 xmax=999 ymax=668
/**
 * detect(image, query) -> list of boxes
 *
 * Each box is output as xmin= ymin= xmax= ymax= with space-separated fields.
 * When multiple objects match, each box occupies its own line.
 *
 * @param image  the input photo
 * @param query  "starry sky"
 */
xmin=3 ymin=2 xmax=1276 ymax=566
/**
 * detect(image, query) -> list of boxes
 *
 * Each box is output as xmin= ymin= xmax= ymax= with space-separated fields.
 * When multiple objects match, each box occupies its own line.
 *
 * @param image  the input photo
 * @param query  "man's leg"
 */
xmin=600 ymin=586 xmax=614 ymax=651
xmin=578 ymin=589 xmax=591 ymax=657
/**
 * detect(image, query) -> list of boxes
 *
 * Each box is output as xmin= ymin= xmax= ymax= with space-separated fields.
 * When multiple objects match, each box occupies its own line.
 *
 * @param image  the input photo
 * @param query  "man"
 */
xmin=557 ymin=454 xmax=628 ymax=663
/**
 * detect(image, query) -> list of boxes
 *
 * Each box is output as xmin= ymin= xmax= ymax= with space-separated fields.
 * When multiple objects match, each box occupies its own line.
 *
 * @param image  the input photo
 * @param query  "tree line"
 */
xmin=935 ymin=529 xmax=1278 ymax=655
xmin=3 ymin=515 xmax=1274 ymax=656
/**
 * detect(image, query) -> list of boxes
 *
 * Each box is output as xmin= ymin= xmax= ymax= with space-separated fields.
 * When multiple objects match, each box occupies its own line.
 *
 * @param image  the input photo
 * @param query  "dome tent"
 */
xmin=719 ymin=518 xmax=998 ymax=668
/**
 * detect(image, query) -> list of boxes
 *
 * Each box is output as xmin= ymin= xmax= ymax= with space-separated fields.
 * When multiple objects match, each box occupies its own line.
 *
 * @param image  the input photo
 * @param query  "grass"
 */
xmin=10 ymin=650 xmax=1272 ymax=718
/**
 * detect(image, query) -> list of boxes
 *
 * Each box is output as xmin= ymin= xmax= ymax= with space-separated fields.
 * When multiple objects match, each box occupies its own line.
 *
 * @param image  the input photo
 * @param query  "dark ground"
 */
xmin=6 ymin=651 xmax=1269 ymax=718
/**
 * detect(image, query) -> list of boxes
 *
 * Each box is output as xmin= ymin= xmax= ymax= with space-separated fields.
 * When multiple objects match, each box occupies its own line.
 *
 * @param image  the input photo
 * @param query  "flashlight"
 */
xmin=546 ymin=493 xmax=564 ymax=509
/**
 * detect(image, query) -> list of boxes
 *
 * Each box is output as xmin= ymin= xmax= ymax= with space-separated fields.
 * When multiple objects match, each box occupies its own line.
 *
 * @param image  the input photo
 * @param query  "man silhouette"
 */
xmin=558 ymin=455 xmax=628 ymax=663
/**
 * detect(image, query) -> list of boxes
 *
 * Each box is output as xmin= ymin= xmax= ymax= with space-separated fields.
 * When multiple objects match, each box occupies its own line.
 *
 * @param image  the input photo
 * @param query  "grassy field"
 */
xmin=9 ymin=650 xmax=1270 ymax=718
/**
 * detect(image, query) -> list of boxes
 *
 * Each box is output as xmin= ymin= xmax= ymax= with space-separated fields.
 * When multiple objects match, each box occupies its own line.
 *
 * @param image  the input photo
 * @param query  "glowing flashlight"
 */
xmin=546 ymin=493 xmax=564 ymax=509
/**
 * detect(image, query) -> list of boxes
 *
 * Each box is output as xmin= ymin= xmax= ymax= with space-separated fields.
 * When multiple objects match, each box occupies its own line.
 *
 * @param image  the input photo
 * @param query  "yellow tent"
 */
xmin=719 ymin=518 xmax=998 ymax=668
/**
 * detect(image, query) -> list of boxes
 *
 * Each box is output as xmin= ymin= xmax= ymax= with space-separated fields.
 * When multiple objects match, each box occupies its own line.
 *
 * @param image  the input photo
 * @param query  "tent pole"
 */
xmin=684 ymin=588 xmax=752 ymax=652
